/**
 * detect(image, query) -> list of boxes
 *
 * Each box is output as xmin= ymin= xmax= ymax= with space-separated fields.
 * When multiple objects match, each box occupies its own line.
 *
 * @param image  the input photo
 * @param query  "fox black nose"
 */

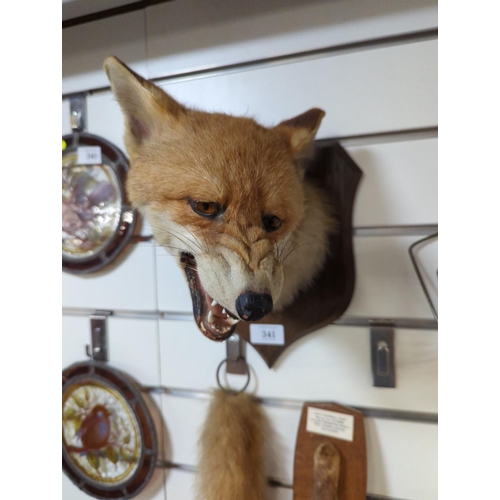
xmin=236 ymin=292 xmax=273 ymax=322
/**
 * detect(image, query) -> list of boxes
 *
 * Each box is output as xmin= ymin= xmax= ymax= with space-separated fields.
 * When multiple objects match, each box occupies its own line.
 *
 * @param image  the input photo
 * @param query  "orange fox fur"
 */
xmin=104 ymin=56 xmax=333 ymax=341
xmin=196 ymin=390 xmax=268 ymax=500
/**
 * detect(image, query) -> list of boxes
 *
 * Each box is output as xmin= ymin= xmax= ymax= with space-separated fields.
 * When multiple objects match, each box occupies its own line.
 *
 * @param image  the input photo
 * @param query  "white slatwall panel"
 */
xmin=346 ymin=235 xmax=437 ymax=318
xmin=164 ymin=468 xmax=293 ymax=500
xmin=164 ymin=469 xmax=196 ymax=500
xmin=157 ymin=40 xmax=437 ymax=138
xmin=62 ymin=10 xmax=148 ymax=94
xmin=62 ymin=242 xmax=157 ymax=310
xmin=146 ymin=0 xmax=437 ymax=80
xmin=82 ymin=54 xmax=438 ymax=155
xmin=86 ymin=92 xmax=127 ymax=153
xmin=62 ymin=0 xmax=437 ymax=94
xmin=155 ymin=250 xmax=192 ymax=313
xmin=348 ymin=138 xmax=438 ymax=226
xmin=62 ymin=315 xmax=161 ymax=384
xmin=62 ymin=2 xmax=438 ymax=499
xmin=158 ymin=321 xmax=437 ymax=412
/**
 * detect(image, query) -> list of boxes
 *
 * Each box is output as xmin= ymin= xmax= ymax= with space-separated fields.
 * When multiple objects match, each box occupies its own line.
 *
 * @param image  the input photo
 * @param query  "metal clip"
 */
xmin=225 ymin=334 xmax=247 ymax=375
xmin=69 ymin=94 xmax=87 ymax=132
xmin=370 ymin=321 xmax=395 ymax=388
xmin=86 ymin=311 xmax=112 ymax=362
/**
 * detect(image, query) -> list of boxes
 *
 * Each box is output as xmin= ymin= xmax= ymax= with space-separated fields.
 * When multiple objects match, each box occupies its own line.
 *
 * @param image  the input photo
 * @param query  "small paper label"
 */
xmin=306 ymin=407 xmax=354 ymax=441
xmin=77 ymin=146 xmax=102 ymax=165
xmin=249 ymin=324 xmax=285 ymax=345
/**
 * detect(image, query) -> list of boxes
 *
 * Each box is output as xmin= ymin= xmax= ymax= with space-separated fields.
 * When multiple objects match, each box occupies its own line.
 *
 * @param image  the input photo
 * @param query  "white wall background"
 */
xmin=62 ymin=1 xmax=438 ymax=499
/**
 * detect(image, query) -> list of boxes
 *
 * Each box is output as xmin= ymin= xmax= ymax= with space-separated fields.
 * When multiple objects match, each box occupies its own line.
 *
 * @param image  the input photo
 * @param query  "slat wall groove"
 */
xmin=62 ymin=0 xmax=173 ymax=29
xmin=142 ymin=386 xmax=437 ymax=424
xmin=329 ymin=127 xmax=438 ymax=147
xmin=62 ymin=3 xmax=438 ymax=498
xmin=354 ymin=225 xmax=437 ymax=237
xmin=64 ymin=105 xmax=436 ymax=146
xmin=156 ymin=460 xmax=411 ymax=500
xmin=62 ymin=308 xmax=437 ymax=330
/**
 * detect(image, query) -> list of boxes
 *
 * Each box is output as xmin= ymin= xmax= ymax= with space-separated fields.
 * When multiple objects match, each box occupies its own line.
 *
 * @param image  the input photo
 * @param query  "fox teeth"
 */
xmin=226 ymin=317 xmax=240 ymax=326
xmin=211 ymin=299 xmax=218 ymax=307
xmin=222 ymin=308 xmax=226 ymax=315
xmin=208 ymin=310 xmax=215 ymax=324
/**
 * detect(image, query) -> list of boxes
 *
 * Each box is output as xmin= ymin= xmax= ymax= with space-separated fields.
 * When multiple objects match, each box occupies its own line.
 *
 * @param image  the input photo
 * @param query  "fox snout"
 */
xmin=235 ymin=292 xmax=273 ymax=322
xmin=197 ymin=248 xmax=283 ymax=322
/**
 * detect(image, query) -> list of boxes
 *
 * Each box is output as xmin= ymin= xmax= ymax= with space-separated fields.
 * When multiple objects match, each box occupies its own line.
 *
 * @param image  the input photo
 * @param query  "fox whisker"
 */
xmin=147 ymin=224 xmax=201 ymax=255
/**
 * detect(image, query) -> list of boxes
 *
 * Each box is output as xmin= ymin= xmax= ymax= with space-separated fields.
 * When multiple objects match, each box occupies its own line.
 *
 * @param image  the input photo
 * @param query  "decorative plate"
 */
xmin=62 ymin=133 xmax=137 ymax=274
xmin=62 ymin=362 xmax=157 ymax=499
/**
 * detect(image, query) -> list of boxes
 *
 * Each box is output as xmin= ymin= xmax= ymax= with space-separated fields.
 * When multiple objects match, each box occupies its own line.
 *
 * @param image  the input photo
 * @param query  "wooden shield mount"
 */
xmin=234 ymin=141 xmax=363 ymax=367
xmin=293 ymin=402 xmax=367 ymax=500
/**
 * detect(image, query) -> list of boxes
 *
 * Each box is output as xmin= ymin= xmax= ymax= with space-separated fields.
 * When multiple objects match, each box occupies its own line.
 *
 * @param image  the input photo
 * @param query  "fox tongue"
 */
xmin=205 ymin=294 xmax=227 ymax=319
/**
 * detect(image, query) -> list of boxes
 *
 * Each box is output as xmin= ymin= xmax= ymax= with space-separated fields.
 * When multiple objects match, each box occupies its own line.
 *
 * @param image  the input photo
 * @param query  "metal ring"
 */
xmin=216 ymin=358 xmax=251 ymax=395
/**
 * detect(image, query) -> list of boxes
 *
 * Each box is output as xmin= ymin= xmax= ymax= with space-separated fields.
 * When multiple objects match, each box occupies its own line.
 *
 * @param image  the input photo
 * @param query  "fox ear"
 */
xmin=275 ymin=108 xmax=325 ymax=155
xmin=103 ymin=56 xmax=184 ymax=147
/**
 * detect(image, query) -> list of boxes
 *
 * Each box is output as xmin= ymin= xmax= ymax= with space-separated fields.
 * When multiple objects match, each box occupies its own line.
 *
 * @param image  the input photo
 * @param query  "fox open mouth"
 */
xmin=180 ymin=252 xmax=239 ymax=341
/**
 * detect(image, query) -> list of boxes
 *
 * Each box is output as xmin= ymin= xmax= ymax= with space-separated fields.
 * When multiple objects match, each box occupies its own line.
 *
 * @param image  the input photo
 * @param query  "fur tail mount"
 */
xmin=197 ymin=389 xmax=268 ymax=500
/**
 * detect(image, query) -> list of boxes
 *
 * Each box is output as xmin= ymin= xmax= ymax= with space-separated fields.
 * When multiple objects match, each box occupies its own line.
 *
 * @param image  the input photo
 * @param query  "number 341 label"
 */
xmin=249 ymin=324 xmax=285 ymax=345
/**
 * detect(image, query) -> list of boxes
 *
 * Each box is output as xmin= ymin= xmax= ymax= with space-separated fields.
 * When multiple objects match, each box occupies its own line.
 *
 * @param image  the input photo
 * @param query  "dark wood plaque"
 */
xmin=235 ymin=141 xmax=363 ymax=367
xmin=293 ymin=402 xmax=367 ymax=500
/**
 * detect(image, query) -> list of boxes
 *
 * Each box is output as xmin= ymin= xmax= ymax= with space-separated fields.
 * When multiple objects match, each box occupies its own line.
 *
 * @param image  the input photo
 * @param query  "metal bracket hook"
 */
xmin=370 ymin=321 xmax=396 ymax=388
xmin=86 ymin=311 xmax=112 ymax=362
xmin=69 ymin=93 xmax=87 ymax=132
xmin=225 ymin=334 xmax=247 ymax=375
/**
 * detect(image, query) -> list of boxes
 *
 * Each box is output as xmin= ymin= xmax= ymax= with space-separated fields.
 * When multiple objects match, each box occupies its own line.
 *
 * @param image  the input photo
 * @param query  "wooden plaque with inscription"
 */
xmin=293 ymin=402 xmax=367 ymax=500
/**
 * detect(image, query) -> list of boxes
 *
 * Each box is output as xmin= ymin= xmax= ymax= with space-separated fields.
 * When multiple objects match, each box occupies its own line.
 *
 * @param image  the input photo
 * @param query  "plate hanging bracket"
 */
xmin=370 ymin=320 xmax=396 ymax=388
xmin=69 ymin=93 xmax=87 ymax=132
xmin=226 ymin=334 xmax=247 ymax=375
xmin=86 ymin=310 xmax=112 ymax=362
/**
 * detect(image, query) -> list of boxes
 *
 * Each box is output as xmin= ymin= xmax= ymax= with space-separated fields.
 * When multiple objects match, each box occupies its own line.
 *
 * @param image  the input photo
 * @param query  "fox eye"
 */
xmin=262 ymin=214 xmax=282 ymax=232
xmin=189 ymin=199 xmax=221 ymax=219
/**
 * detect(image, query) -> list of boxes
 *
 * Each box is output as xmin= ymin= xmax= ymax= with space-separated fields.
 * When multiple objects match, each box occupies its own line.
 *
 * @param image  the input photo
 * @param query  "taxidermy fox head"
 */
xmin=104 ymin=56 xmax=332 ymax=341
